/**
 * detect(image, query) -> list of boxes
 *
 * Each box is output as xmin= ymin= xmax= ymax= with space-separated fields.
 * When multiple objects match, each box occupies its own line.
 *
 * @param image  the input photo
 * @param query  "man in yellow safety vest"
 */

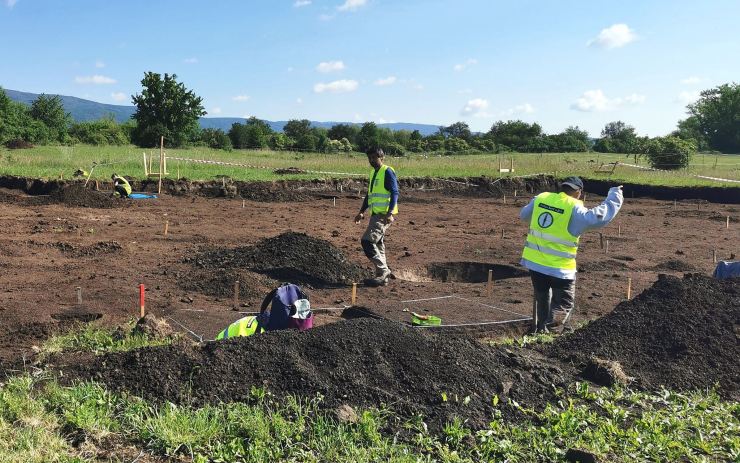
xmin=111 ymin=173 xmax=132 ymax=198
xmin=520 ymin=176 xmax=623 ymax=332
xmin=355 ymin=148 xmax=399 ymax=286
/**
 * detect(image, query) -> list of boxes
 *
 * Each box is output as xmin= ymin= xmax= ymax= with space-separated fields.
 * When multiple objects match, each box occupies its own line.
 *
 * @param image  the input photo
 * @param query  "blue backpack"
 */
xmin=259 ymin=283 xmax=309 ymax=331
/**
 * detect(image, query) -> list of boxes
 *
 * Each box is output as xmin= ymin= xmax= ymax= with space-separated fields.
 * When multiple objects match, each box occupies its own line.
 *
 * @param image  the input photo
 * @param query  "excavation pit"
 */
xmin=395 ymin=262 xmax=528 ymax=283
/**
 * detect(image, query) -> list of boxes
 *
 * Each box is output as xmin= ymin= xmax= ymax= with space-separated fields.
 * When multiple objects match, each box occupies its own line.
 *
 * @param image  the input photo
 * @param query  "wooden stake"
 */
xmin=233 ymin=281 xmax=240 ymax=309
xmin=498 ymin=157 xmax=502 ymax=172
xmin=697 ymin=201 xmax=700 ymax=210
xmin=333 ymin=197 xmax=336 ymax=207
xmin=163 ymin=220 xmax=169 ymax=236
xmin=501 ymin=228 xmax=505 ymax=239
xmin=673 ymin=199 xmax=677 ymax=209
xmin=618 ymin=224 xmax=621 ymax=237
xmin=513 ymin=189 xmax=517 ymax=197
xmin=242 ymin=200 xmax=246 ymax=208
xmin=626 ymin=277 xmax=632 ymax=300
xmin=712 ymin=249 xmax=717 ymax=263
xmin=351 ymin=283 xmax=357 ymax=305
xmin=503 ymin=195 xmax=506 ymax=204
xmin=726 ymin=216 xmax=730 ymax=229
xmin=76 ymin=286 xmax=82 ymax=306
xmin=510 ymin=157 xmax=514 ymax=172
xmin=605 ymin=239 xmax=610 ymax=253
xmin=486 ymin=269 xmax=493 ymax=297
xmin=532 ymin=299 xmax=538 ymax=331
xmin=599 ymin=232 xmax=604 ymax=249
xmin=139 ymin=284 xmax=146 ymax=318
xmin=158 ymin=136 xmax=164 ymax=194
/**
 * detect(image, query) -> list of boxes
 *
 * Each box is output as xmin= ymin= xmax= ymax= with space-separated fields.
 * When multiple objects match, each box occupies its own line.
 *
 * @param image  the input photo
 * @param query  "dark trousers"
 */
xmin=114 ymin=185 xmax=129 ymax=198
xmin=530 ymin=270 xmax=576 ymax=331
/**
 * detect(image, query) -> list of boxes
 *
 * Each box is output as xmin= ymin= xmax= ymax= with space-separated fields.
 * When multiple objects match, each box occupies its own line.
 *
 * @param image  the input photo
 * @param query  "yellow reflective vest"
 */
xmin=112 ymin=175 xmax=132 ymax=196
xmin=521 ymin=192 xmax=581 ymax=271
xmin=368 ymin=165 xmax=398 ymax=215
xmin=215 ymin=315 xmax=264 ymax=340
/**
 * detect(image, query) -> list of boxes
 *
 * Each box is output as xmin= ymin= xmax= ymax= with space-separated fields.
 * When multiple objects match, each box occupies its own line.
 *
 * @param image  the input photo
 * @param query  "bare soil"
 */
xmin=0 ymin=178 xmax=737 ymax=401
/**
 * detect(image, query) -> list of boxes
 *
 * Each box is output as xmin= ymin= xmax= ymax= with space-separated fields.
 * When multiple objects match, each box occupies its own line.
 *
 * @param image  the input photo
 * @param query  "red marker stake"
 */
xmin=139 ymin=284 xmax=146 ymax=318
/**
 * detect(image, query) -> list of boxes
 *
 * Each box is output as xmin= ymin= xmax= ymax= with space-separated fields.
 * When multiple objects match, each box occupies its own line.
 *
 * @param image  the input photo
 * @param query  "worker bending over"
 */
xmin=520 ymin=176 xmax=623 ymax=332
xmin=354 ymin=148 xmax=399 ymax=286
xmin=111 ymin=173 xmax=131 ymax=198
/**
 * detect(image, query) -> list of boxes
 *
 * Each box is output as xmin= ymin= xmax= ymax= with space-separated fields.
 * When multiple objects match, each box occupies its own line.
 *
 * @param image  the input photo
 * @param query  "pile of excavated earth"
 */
xmin=62 ymin=273 xmax=739 ymax=430
xmin=186 ymin=232 xmax=369 ymax=288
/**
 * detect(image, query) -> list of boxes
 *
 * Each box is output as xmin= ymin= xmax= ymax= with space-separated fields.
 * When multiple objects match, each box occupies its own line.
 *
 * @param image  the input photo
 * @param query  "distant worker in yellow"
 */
xmin=73 ymin=168 xmax=89 ymax=178
xmin=520 ymin=177 xmax=623 ymax=332
xmin=111 ymin=173 xmax=131 ymax=198
xmin=355 ymin=148 xmax=399 ymax=286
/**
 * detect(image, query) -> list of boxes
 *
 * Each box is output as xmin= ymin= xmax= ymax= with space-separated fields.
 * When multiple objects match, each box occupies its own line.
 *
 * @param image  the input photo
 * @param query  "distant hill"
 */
xmin=5 ymin=89 xmax=442 ymax=136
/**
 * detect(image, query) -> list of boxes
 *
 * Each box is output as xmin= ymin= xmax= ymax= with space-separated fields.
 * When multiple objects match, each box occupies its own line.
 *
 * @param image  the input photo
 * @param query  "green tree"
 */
xmin=487 ymin=120 xmax=544 ymax=152
xmin=198 ymin=128 xmax=232 ymax=151
xmin=444 ymin=137 xmax=470 ymax=153
xmin=439 ymin=121 xmax=472 ymax=141
xmin=131 ymin=72 xmax=206 ymax=147
xmin=357 ymin=122 xmax=380 ymax=152
xmin=228 ymin=117 xmax=272 ymax=149
xmin=30 ymin=94 xmax=70 ymax=142
xmin=549 ymin=126 xmax=590 ymax=152
xmin=283 ymin=119 xmax=312 ymax=140
xmin=645 ymin=136 xmax=696 ymax=170
xmin=327 ymin=123 xmax=359 ymax=146
xmin=686 ymin=82 xmax=740 ymax=153
xmin=594 ymin=121 xmax=640 ymax=153
xmin=673 ymin=116 xmax=709 ymax=151
xmin=69 ymin=117 xmax=130 ymax=145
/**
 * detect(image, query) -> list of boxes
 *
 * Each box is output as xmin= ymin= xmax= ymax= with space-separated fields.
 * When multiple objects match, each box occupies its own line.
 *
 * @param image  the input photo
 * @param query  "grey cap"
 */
xmin=561 ymin=176 xmax=584 ymax=191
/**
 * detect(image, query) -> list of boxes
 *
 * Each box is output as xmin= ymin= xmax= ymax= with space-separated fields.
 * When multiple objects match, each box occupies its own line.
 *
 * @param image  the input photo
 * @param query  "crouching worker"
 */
xmin=111 ymin=173 xmax=132 ymax=198
xmin=215 ymin=283 xmax=313 ymax=340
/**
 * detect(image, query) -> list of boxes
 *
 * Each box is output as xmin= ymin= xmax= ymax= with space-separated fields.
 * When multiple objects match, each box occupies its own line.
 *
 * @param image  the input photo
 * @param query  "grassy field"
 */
xmin=1 ymin=324 xmax=736 ymax=463
xmin=0 ymin=145 xmax=739 ymax=187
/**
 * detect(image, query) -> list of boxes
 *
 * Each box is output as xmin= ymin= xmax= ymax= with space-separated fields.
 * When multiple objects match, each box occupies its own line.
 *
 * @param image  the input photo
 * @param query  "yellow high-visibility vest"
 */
xmin=521 ymin=192 xmax=581 ymax=271
xmin=112 ymin=175 xmax=132 ymax=195
xmin=368 ymin=165 xmax=398 ymax=215
xmin=215 ymin=315 xmax=264 ymax=340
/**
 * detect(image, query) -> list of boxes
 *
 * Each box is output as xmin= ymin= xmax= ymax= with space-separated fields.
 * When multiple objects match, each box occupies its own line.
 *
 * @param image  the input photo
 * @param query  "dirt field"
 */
xmin=0 ymin=177 xmax=737 ymax=374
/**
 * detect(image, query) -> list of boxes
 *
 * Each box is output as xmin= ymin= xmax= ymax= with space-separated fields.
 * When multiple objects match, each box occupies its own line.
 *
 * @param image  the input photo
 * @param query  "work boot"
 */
xmin=547 ymin=309 xmax=568 ymax=328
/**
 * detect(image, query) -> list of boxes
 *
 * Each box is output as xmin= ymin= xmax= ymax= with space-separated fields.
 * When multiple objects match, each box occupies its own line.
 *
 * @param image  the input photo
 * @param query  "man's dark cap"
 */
xmin=561 ymin=176 xmax=584 ymax=190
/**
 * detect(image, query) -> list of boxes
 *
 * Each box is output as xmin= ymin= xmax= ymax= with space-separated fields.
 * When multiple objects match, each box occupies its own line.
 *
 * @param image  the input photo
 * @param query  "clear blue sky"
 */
xmin=1 ymin=0 xmax=738 ymax=136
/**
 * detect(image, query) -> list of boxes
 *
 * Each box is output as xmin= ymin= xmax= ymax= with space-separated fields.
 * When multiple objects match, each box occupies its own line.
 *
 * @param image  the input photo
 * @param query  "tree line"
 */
xmin=1 ymin=73 xmax=738 ymax=170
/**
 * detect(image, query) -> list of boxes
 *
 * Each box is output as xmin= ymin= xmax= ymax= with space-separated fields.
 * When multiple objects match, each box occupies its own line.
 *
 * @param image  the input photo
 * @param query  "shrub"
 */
xmin=69 ymin=118 xmax=130 ymax=145
xmin=645 ymin=136 xmax=696 ymax=170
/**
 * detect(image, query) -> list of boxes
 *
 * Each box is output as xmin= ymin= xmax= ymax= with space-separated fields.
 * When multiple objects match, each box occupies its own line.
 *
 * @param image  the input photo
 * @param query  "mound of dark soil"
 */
xmin=177 ymin=269 xmax=271 ymax=299
xmin=274 ymin=167 xmax=306 ymax=175
xmin=652 ymin=259 xmax=697 ymax=272
xmin=55 ymin=241 xmax=123 ymax=258
xmin=64 ymin=319 xmax=573 ymax=429
xmin=188 ymin=232 xmax=369 ymax=287
xmin=49 ymin=184 xmax=125 ymax=208
xmin=547 ymin=274 xmax=740 ymax=399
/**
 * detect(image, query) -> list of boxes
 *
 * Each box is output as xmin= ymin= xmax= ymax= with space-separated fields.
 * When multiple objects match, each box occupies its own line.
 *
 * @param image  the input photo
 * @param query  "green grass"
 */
xmin=1 ymin=145 xmax=738 ymax=187
xmin=39 ymin=321 xmax=175 ymax=359
xmin=0 ymin=372 xmax=737 ymax=462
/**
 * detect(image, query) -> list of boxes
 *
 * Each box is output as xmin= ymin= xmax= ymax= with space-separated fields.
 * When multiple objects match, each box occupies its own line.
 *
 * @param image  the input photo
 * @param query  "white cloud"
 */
xmin=183 ymin=57 xmax=198 ymax=64
xmin=460 ymin=98 xmax=490 ymax=117
xmin=624 ymin=93 xmax=646 ymax=104
xmin=313 ymin=79 xmax=359 ymax=93
xmin=677 ymin=90 xmax=700 ymax=104
xmin=232 ymin=95 xmax=251 ymax=102
xmin=571 ymin=89 xmax=645 ymax=112
xmin=588 ymin=24 xmax=637 ymax=49
xmin=338 ymin=0 xmax=367 ymax=12
xmin=110 ymin=92 xmax=127 ymax=102
xmin=95 ymin=60 xmax=105 ymax=68
xmin=75 ymin=75 xmax=117 ymax=85
xmin=680 ymin=76 xmax=701 ymax=85
xmin=6 ymin=0 xmax=18 ymax=8
xmin=316 ymin=60 xmax=345 ymax=73
xmin=374 ymin=76 xmax=397 ymax=86
xmin=294 ymin=0 xmax=311 ymax=6
xmin=210 ymin=107 xmax=222 ymax=115
xmin=453 ymin=58 xmax=478 ymax=72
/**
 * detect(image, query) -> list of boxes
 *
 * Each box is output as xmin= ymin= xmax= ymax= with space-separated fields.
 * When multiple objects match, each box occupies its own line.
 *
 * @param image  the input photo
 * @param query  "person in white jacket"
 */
xmin=519 ymin=176 xmax=623 ymax=331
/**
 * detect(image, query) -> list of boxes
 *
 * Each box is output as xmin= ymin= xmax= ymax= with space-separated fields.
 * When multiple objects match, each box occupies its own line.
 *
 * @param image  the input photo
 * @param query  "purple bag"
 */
xmin=288 ymin=315 xmax=314 ymax=331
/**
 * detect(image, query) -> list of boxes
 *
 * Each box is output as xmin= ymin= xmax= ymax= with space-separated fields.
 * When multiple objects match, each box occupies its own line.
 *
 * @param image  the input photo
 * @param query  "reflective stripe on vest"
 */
xmin=521 ymin=192 xmax=581 ymax=271
xmin=368 ymin=165 xmax=398 ymax=215
xmin=215 ymin=315 xmax=262 ymax=340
